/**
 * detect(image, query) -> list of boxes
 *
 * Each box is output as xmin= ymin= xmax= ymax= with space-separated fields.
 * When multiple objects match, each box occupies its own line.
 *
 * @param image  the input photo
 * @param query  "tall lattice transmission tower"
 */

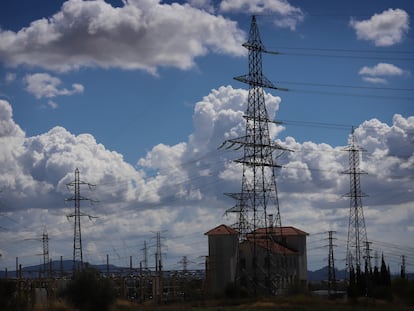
xmin=221 ymin=15 xmax=289 ymax=292
xmin=343 ymin=129 xmax=370 ymax=277
xmin=66 ymin=168 xmax=97 ymax=272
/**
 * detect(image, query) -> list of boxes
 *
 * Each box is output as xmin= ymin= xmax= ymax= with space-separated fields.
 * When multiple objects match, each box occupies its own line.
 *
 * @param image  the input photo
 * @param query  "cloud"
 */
xmin=359 ymin=63 xmax=406 ymax=77
xmin=5 ymin=72 xmax=16 ymax=83
xmin=361 ymin=76 xmax=387 ymax=84
xmin=0 ymin=99 xmax=24 ymax=139
xmin=219 ymin=0 xmax=304 ymax=30
xmin=0 ymin=0 xmax=245 ymax=74
xmin=47 ymin=100 xmax=59 ymax=109
xmin=24 ymin=73 xmax=84 ymax=99
xmin=0 ymin=89 xmax=413 ymax=271
xmin=358 ymin=62 xmax=409 ymax=84
xmin=188 ymin=0 xmax=215 ymax=13
xmin=350 ymin=8 xmax=410 ymax=46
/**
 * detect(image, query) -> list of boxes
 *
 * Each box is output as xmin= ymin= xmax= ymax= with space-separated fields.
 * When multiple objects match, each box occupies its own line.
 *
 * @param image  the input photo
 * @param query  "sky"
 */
xmin=0 ymin=0 xmax=413 ymax=274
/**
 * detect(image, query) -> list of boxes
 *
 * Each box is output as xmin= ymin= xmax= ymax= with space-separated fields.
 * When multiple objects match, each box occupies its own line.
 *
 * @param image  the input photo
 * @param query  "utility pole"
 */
xmin=60 ymin=256 xmax=63 ymax=277
xmin=364 ymin=241 xmax=372 ymax=272
xmin=42 ymin=227 xmax=49 ymax=278
xmin=220 ymin=15 xmax=289 ymax=294
xmin=66 ymin=168 xmax=97 ymax=273
xmin=154 ymin=231 xmax=163 ymax=304
xmin=374 ymin=251 xmax=379 ymax=269
xmin=155 ymin=232 xmax=162 ymax=274
xmin=327 ymin=231 xmax=337 ymax=296
xmin=401 ymin=255 xmax=406 ymax=279
xmin=343 ymin=128 xmax=369 ymax=279
xmin=141 ymin=240 xmax=148 ymax=270
xmin=106 ymin=254 xmax=109 ymax=276
xmin=179 ymin=256 xmax=189 ymax=273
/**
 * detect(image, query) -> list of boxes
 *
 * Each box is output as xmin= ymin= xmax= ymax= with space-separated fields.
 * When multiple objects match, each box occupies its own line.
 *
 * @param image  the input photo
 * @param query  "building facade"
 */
xmin=205 ymin=224 xmax=308 ymax=296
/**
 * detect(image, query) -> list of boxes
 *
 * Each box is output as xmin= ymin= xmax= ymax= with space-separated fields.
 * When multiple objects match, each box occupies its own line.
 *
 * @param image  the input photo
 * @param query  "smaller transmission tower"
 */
xmin=364 ymin=241 xmax=372 ymax=272
xmin=179 ymin=256 xmax=189 ymax=273
xmin=141 ymin=240 xmax=148 ymax=270
xmin=327 ymin=230 xmax=337 ymax=295
xmin=42 ymin=227 xmax=49 ymax=277
xmin=153 ymin=231 xmax=163 ymax=304
xmin=66 ymin=168 xmax=97 ymax=272
xmin=343 ymin=128 xmax=369 ymax=278
xmin=155 ymin=232 xmax=162 ymax=273
xmin=401 ymin=255 xmax=406 ymax=279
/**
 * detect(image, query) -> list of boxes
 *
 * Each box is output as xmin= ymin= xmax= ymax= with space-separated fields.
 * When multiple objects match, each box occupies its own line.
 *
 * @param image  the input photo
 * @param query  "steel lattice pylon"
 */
xmin=343 ymin=129 xmax=370 ymax=277
xmin=327 ymin=230 xmax=337 ymax=295
xmin=42 ymin=227 xmax=49 ymax=277
xmin=66 ymin=168 xmax=97 ymax=272
xmin=221 ymin=15 xmax=289 ymax=294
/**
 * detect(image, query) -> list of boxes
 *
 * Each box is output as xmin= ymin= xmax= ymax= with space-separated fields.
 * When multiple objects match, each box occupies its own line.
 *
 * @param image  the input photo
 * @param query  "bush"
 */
xmin=224 ymin=282 xmax=249 ymax=299
xmin=62 ymin=267 xmax=116 ymax=311
xmin=0 ymin=280 xmax=17 ymax=311
xmin=392 ymin=278 xmax=414 ymax=305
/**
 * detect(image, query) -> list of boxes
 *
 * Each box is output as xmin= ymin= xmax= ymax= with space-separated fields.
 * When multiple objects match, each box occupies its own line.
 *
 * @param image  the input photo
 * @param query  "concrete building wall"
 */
xmin=238 ymin=241 xmax=299 ymax=293
xmin=207 ymin=233 xmax=238 ymax=295
xmin=283 ymin=235 xmax=308 ymax=283
xmin=206 ymin=226 xmax=308 ymax=295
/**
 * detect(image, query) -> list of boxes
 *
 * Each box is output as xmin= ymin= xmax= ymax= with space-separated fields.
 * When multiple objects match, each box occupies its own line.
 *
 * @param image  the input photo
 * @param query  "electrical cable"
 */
xmin=278 ymin=80 xmax=414 ymax=92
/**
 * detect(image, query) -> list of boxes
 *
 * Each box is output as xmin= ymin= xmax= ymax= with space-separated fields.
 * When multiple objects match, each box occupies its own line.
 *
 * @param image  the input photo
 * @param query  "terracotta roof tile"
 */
xmin=204 ymin=224 xmax=238 ymax=236
xmin=241 ymin=239 xmax=296 ymax=255
xmin=254 ymin=226 xmax=308 ymax=236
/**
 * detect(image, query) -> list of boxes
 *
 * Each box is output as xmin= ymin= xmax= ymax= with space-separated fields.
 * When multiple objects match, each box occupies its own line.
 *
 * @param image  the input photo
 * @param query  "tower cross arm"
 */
xmin=219 ymin=136 xmax=293 ymax=152
xmin=234 ymin=74 xmax=288 ymax=91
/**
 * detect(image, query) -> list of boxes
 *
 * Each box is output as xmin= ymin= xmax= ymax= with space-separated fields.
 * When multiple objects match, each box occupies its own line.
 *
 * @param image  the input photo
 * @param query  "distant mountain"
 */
xmin=0 ymin=260 xmax=204 ymax=279
xmin=307 ymin=266 xmax=346 ymax=282
xmin=0 ymin=260 xmax=120 ymax=279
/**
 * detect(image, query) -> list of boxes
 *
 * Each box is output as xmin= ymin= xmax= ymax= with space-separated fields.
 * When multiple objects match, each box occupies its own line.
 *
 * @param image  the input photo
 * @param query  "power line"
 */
xmin=278 ymin=80 xmax=414 ymax=92
xmin=277 ymin=119 xmax=351 ymax=130
xmin=279 ymin=51 xmax=414 ymax=61
xmin=267 ymin=46 xmax=414 ymax=55
xmin=288 ymin=88 xmax=414 ymax=101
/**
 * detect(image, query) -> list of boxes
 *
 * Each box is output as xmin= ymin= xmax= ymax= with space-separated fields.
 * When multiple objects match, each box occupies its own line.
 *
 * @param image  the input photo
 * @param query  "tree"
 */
xmin=62 ymin=266 xmax=116 ymax=311
xmin=371 ymin=255 xmax=392 ymax=300
xmin=0 ymin=280 xmax=18 ymax=311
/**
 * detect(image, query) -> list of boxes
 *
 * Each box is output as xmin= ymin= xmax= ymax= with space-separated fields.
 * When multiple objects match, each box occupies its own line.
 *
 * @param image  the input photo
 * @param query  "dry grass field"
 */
xmin=35 ymin=295 xmax=412 ymax=311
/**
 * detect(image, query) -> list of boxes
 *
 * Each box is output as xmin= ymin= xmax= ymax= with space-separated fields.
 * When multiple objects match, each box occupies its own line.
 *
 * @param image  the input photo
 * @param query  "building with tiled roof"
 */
xmin=204 ymin=224 xmax=239 ymax=296
xmin=205 ymin=224 xmax=308 ymax=296
xmin=205 ymin=224 xmax=238 ymax=236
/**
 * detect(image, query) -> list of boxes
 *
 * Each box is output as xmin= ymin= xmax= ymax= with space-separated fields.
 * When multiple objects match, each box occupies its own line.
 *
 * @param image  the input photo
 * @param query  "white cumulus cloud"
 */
xmin=0 ymin=88 xmax=413 ymax=271
xmin=358 ymin=62 xmax=409 ymax=84
xmin=219 ymin=0 xmax=304 ymax=30
xmin=24 ymin=73 xmax=84 ymax=99
xmin=0 ymin=0 xmax=245 ymax=74
xmin=350 ymin=8 xmax=410 ymax=46
xmin=359 ymin=63 xmax=406 ymax=77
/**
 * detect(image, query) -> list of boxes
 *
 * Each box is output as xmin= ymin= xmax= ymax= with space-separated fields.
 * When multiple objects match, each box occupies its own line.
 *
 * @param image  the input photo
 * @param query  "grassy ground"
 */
xmin=107 ymin=295 xmax=412 ymax=311
xmin=36 ymin=295 xmax=413 ymax=311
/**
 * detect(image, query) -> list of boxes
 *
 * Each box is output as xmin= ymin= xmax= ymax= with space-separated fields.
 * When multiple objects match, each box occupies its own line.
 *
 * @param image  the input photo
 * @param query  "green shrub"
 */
xmin=0 ymin=280 xmax=17 ymax=311
xmin=62 ymin=267 xmax=116 ymax=311
xmin=224 ymin=282 xmax=249 ymax=299
xmin=392 ymin=278 xmax=414 ymax=305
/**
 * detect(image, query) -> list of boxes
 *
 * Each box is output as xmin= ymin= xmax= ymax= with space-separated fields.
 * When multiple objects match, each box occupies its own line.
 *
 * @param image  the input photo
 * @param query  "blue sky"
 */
xmin=0 ymin=0 xmax=413 ymax=273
